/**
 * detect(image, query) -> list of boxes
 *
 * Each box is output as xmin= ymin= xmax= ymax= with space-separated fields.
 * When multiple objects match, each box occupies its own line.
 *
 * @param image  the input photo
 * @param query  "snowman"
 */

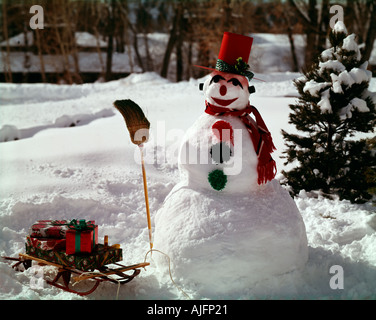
xmin=154 ymin=32 xmax=308 ymax=297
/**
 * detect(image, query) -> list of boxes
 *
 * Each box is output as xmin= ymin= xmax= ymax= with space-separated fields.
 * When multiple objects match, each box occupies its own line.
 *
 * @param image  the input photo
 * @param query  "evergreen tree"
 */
xmin=282 ymin=21 xmax=376 ymax=203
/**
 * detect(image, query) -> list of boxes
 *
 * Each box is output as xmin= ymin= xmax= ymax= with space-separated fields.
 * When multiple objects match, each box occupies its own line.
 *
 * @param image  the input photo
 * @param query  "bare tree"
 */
xmin=137 ymin=2 xmax=155 ymax=71
xmin=1 ymin=0 xmax=12 ymax=82
xmin=345 ymin=0 xmax=376 ymax=63
xmin=117 ymin=1 xmax=134 ymax=73
xmin=34 ymin=27 xmax=46 ymax=82
xmin=105 ymin=0 xmax=115 ymax=81
xmin=64 ymin=1 xmax=82 ymax=83
xmin=281 ymin=1 xmax=300 ymax=72
xmin=288 ymin=0 xmax=330 ymax=68
xmin=118 ymin=1 xmax=145 ymax=72
xmin=362 ymin=2 xmax=376 ymax=63
xmin=160 ymin=1 xmax=183 ymax=79
xmin=22 ymin=17 xmax=31 ymax=82
xmin=91 ymin=2 xmax=106 ymax=76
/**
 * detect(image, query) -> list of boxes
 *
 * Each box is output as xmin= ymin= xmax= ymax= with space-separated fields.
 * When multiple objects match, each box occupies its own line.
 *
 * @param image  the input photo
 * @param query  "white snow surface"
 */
xmin=0 ymin=72 xmax=376 ymax=300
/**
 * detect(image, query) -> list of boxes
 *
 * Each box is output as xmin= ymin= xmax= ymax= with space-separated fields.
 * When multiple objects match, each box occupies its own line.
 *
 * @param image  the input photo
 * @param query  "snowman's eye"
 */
xmin=210 ymin=75 xmax=225 ymax=85
xmin=228 ymin=78 xmax=243 ymax=89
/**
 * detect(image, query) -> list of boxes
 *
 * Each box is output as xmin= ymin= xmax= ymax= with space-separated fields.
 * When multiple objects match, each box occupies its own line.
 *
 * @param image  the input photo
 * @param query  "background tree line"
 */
xmin=1 ymin=0 xmax=375 ymax=84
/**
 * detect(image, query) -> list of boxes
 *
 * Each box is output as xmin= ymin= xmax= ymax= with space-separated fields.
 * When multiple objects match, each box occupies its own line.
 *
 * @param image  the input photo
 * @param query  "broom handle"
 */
xmin=139 ymin=145 xmax=153 ymax=250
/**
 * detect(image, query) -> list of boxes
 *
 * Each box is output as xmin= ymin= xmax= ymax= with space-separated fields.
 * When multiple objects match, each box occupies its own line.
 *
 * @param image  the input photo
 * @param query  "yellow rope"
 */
xmin=71 ymin=249 xmax=190 ymax=300
xmin=144 ymin=249 xmax=191 ymax=299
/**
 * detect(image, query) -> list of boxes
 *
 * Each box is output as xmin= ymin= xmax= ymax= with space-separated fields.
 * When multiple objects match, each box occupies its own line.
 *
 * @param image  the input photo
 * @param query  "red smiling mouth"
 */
xmin=211 ymin=97 xmax=238 ymax=106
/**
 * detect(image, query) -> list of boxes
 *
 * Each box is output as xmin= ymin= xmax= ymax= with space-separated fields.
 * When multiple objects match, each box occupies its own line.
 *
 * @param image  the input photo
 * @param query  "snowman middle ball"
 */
xmin=179 ymin=71 xmax=260 ymax=193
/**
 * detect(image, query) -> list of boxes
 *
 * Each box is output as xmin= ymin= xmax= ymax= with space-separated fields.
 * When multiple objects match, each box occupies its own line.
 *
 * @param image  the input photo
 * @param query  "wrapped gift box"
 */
xmin=26 ymin=236 xmax=66 ymax=251
xmin=25 ymin=242 xmax=122 ymax=272
xmin=66 ymin=220 xmax=98 ymax=255
xmin=29 ymin=220 xmax=70 ymax=239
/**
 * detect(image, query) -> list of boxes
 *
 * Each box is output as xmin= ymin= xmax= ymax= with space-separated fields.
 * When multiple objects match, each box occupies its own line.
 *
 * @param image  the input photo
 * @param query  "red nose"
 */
xmin=219 ymin=85 xmax=227 ymax=96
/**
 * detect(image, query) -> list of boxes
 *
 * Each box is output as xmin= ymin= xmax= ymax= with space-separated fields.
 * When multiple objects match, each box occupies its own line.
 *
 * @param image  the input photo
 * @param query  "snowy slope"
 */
xmin=0 ymin=72 xmax=376 ymax=300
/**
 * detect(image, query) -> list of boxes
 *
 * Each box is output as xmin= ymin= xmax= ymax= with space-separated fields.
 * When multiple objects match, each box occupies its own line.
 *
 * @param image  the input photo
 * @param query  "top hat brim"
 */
xmin=193 ymin=65 xmax=217 ymax=72
xmin=193 ymin=64 xmax=265 ymax=82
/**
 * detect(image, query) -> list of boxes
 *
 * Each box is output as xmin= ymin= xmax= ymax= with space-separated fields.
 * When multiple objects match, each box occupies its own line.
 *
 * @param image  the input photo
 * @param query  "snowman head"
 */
xmin=195 ymin=32 xmax=255 ymax=110
xmin=201 ymin=71 xmax=253 ymax=111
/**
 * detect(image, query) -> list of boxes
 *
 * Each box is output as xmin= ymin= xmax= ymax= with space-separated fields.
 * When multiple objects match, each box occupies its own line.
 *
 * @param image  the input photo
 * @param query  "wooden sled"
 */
xmin=3 ymin=253 xmax=149 ymax=296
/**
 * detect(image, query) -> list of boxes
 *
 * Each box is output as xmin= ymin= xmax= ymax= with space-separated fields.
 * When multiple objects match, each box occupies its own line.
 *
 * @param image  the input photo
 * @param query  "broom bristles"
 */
xmin=113 ymin=99 xmax=150 ymax=145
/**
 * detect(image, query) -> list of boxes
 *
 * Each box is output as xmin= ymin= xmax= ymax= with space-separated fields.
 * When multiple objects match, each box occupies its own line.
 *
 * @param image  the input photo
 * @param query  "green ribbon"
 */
xmin=215 ymin=57 xmax=254 ymax=81
xmin=75 ymin=231 xmax=81 ymax=253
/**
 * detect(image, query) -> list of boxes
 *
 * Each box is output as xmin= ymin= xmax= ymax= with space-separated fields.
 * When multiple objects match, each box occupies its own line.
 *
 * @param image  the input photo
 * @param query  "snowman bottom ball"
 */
xmin=153 ymin=180 xmax=308 ymax=298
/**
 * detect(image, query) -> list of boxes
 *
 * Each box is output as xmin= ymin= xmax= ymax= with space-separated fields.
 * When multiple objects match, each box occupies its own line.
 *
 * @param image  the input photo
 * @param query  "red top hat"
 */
xmin=218 ymin=32 xmax=253 ymax=67
xmin=195 ymin=32 xmax=254 ymax=80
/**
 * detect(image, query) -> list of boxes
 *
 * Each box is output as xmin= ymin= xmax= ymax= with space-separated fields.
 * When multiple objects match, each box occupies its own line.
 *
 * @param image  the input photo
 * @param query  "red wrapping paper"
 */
xmin=27 ymin=236 xmax=66 ymax=251
xmin=29 ymin=220 xmax=70 ymax=239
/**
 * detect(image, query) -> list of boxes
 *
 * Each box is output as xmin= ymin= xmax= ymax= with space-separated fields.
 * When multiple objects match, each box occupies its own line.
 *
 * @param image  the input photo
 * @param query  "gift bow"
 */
xmin=68 ymin=219 xmax=96 ymax=231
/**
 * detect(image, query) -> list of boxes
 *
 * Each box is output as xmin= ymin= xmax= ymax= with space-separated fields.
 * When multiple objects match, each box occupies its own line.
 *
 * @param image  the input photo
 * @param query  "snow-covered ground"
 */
xmin=0 ymin=71 xmax=375 ymax=300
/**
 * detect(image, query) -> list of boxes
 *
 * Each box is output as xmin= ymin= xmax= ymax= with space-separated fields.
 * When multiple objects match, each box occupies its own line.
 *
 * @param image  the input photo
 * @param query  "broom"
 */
xmin=113 ymin=99 xmax=153 ymax=251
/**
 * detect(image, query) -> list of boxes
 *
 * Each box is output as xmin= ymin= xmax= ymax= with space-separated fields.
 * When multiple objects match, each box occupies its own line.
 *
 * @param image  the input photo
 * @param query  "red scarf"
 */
xmin=205 ymin=101 xmax=276 ymax=185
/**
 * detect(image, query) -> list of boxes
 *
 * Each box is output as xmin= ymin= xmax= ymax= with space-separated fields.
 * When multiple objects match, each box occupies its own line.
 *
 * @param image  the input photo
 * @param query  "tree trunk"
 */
xmin=186 ymin=40 xmax=193 ymax=79
xmin=22 ymin=22 xmax=31 ymax=82
xmin=106 ymin=33 xmax=114 ymax=81
xmin=284 ymin=8 xmax=299 ymax=72
xmin=317 ymin=0 xmax=330 ymax=54
xmin=143 ymin=33 xmax=154 ymax=71
xmin=323 ymin=123 xmax=335 ymax=194
xmin=52 ymin=1 xmax=73 ymax=84
xmin=93 ymin=25 xmax=105 ymax=74
xmin=160 ymin=3 xmax=183 ymax=79
xmin=287 ymin=28 xmax=299 ymax=72
xmin=133 ymin=32 xmax=145 ymax=72
xmin=35 ymin=28 xmax=46 ymax=83
xmin=64 ymin=2 xmax=82 ymax=83
xmin=2 ymin=1 xmax=12 ymax=82
xmin=105 ymin=0 xmax=115 ymax=81
xmin=176 ymin=5 xmax=186 ymax=82
xmin=176 ymin=34 xmax=183 ymax=82
xmin=362 ymin=2 xmax=376 ymax=63
xmin=305 ymin=0 xmax=318 ymax=68
xmin=288 ymin=0 xmax=319 ymax=69
xmin=117 ymin=1 xmax=139 ymax=73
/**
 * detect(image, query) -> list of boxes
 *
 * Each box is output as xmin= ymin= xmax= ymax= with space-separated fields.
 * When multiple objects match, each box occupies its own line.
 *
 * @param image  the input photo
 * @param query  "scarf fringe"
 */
xmin=257 ymin=132 xmax=277 ymax=185
xmin=257 ymin=158 xmax=277 ymax=185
